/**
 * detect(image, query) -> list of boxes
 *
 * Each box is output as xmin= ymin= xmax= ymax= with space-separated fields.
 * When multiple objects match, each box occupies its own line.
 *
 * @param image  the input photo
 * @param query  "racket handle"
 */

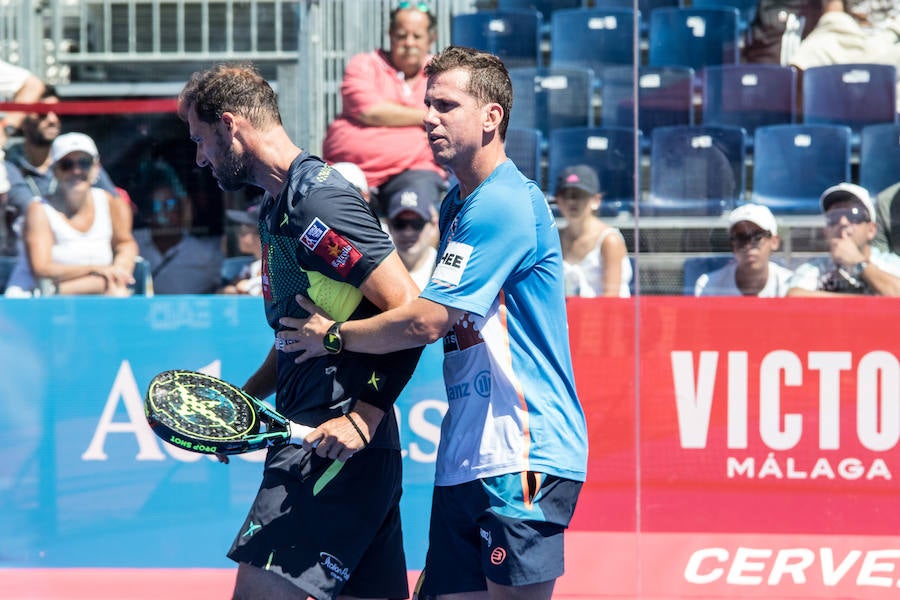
xmin=288 ymin=421 xmax=316 ymax=446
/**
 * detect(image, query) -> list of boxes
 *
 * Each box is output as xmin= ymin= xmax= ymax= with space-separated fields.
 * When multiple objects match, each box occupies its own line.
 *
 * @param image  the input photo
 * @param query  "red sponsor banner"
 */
xmin=566 ymin=297 xmax=900 ymax=598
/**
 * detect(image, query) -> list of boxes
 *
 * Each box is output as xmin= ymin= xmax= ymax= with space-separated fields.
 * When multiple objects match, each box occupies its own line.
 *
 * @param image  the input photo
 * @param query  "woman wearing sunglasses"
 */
xmin=4 ymin=132 xmax=137 ymax=297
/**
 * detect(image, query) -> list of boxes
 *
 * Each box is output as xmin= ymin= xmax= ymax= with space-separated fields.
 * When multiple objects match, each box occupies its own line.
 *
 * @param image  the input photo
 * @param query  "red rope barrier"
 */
xmin=0 ymin=98 xmax=178 ymax=115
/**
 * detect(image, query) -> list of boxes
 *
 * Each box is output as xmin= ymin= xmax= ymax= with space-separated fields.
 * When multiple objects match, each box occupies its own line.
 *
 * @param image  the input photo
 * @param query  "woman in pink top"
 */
xmin=323 ymin=3 xmax=446 ymax=216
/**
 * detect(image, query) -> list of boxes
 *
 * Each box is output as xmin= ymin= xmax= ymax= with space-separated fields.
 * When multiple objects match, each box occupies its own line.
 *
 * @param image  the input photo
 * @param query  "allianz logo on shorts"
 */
xmin=319 ymin=551 xmax=351 ymax=582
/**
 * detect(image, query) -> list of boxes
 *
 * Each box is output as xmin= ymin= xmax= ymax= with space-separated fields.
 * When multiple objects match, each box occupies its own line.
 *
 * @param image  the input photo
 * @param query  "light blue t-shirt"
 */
xmin=420 ymin=160 xmax=588 ymax=486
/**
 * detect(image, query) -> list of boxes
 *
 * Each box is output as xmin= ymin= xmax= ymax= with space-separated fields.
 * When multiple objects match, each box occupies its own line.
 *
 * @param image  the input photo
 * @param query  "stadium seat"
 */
xmin=221 ymin=255 xmax=255 ymax=287
xmin=701 ymin=64 xmax=797 ymax=142
xmin=801 ymin=63 xmax=898 ymax=146
xmin=451 ymin=10 xmax=543 ymax=69
xmin=508 ymin=66 xmax=595 ymax=138
xmin=550 ymin=7 xmax=638 ymax=79
xmin=548 ymin=126 xmax=642 ymax=217
xmin=643 ymin=125 xmax=746 ymax=216
xmin=682 ymin=254 xmax=733 ymax=295
xmin=497 ymin=0 xmax=584 ymax=23
xmin=859 ymin=123 xmax=900 ymax=197
xmin=505 ymin=127 xmax=544 ymax=188
xmin=648 ymin=7 xmax=741 ymax=73
xmin=600 ymin=65 xmax=694 ymax=140
xmin=750 ymin=124 xmax=852 ymax=214
xmin=689 ymin=0 xmax=758 ymax=34
xmin=594 ymin=0 xmax=678 ymax=36
xmin=130 ymin=256 xmax=153 ymax=296
xmin=0 ymin=256 xmax=15 ymax=294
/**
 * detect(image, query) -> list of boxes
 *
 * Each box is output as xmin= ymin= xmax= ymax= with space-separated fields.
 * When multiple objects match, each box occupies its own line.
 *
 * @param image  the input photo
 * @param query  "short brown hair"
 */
xmin=425 ymin=46 xmax=512 ymax=139
xmin=178 ymin=63 xmax=282 ymax=129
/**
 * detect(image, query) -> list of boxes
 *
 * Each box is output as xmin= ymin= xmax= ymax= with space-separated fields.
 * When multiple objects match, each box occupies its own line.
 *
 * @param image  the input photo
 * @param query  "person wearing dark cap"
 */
xmin=555 ymin=164 xmax=632 ymax=297
xmin=385 ymin=171 xmax=438 ymax=290
xmin=787 ymin=182 xmax=900 ymax=296
xmin=220 ymin=203 xmax=262 ymax=295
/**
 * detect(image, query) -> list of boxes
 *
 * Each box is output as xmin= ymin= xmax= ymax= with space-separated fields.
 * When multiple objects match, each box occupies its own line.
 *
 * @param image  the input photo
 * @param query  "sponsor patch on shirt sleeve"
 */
xmin=300 ymin=217 xmax=363 ymax=277
xmin=432 ymin=241 xmax=472 ymax=287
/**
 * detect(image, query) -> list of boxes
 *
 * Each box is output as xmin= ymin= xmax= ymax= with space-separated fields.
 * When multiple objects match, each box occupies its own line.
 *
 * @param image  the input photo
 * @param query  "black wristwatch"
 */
xmin=852 ymin=260 xmax=869 ymax=278
xmin=323 ymin=321 xmax=344 ymax=354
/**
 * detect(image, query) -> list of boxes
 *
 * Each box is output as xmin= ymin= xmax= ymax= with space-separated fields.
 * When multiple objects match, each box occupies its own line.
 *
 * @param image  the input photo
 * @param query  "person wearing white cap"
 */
xmin=695 ymin=203 xmax=794 ymax=297
xmin=3 ymin=132 xmax=137 ymax=297
xmin=331 ymin=162 xmax=371 ymax=203
xmin=787 ymin=182 xmax=900 ymax=296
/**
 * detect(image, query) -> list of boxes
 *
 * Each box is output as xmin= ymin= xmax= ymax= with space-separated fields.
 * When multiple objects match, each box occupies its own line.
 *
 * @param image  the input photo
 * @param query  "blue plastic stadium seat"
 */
xmin=508 ymin=66 xmax=595 ymax=138
xmin=859 ymin=123 xmax=900 ymax=197
xmin=701 ymin=64 xmax=797 ymax=141
xmin=683 ymin=255 xmax=734 ymax=295
xmin=643 ymin=124 xmax=746 ymax=216
xmin=801 ymin=63 xmax=898 ymax=147
xmin=451 ymin=10 xmax=543 ymax=69
xmin=600 ymin=65 xmax=695 ymax=141
xmin=550 ymin=7 xmax=639 ymax=79
xmin=750 ymin=124 xmax=852 ymax=215
xmin=648 ymin=7 xmax=740 ymax=72
xmin=505 ymin=127 xmax=544 ymax=188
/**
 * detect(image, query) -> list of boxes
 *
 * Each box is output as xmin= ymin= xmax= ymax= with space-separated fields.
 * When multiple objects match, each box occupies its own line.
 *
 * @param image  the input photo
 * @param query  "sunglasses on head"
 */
xmin=730 ymin=230 xmax=771 ymax=248
xmin=57 ymin=156 xmax=95 ymax=171
xmin=391 ymin=217 xmax=428 ymax=232
xmin=825 ymin=207 xmax=870 ymax=227
xmin=397 ymin=1 xmax=430 ymax=11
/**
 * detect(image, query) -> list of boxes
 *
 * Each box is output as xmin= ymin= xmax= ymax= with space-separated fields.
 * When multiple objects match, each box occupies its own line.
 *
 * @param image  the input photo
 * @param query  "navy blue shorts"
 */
xmin=417 ymin=472 xmax=582 ymax=596
xmin=228 ymin=446 xmax=407 ymax=600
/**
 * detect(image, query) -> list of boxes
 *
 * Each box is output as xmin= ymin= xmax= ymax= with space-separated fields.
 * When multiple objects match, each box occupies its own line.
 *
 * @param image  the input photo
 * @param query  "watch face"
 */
xmin=323 ymin=323 xmax=342 ymax=354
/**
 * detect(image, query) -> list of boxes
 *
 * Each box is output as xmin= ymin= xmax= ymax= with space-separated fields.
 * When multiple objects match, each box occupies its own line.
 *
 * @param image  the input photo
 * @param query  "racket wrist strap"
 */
xmin=345 ymin=413 xmax=370 ymax=447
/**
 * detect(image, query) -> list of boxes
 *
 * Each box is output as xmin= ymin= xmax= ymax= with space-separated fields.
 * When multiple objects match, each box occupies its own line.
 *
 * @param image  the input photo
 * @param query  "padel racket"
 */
xmin=144 ymin=369 xmax=314 ymax=455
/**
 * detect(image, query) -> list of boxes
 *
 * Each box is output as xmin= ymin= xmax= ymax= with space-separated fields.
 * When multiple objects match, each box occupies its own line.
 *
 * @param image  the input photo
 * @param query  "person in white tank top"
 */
xmin=555 ymin=164 xmax=633 ymax=297
xmin=4 ymin=132 xmax=137 ymax=297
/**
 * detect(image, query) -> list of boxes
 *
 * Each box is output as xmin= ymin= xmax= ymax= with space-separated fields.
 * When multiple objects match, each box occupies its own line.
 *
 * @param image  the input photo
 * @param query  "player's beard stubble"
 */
xmin=213 ymin=129 xmax=252 ymax=192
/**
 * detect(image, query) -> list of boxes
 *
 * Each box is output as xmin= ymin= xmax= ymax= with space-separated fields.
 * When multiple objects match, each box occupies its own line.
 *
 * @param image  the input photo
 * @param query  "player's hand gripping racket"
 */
xmin=144 ymin=369 xmax=314 ymax=455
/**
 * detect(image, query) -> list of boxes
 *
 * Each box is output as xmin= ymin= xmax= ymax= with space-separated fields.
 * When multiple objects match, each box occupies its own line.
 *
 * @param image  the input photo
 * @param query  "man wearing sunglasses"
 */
xmin=695 ymin=203 xmax=794 ymax=296
xmin=385 ymin=171 xmax=438 ymax=291
xmin=787 ymin=182 xmax=900 ymax=296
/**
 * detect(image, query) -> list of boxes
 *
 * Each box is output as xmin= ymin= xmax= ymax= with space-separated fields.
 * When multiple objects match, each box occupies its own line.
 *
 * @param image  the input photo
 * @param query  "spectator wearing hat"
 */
xmin=555 ymin=164 xmax=633 ymax=297
xmin=385 ymin=171 xmax=438 ymax=291
xmin=322 ymin=3 xmax=447 ymax=218
xmin=4 ymin=132 xmax=137 ymax=297
xmin=3 ymin=84 xmax=121 ymax=256
xmin=332 ymin=161 xmax=371 ymax=204
xmin=695 ymin=203 xmax=795 ymax=296
xmin=220 ymin=203 xmax=262 ymax=296
xmin=787 ymin=182 xmax=900 ymax=296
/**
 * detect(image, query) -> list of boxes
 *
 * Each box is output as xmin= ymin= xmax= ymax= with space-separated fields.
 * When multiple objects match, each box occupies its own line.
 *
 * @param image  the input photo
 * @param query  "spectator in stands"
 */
xmin=790 ymin=1 xmax=900 ymax=99
xmin=695 ymin=203 xmax=794 ymax=296
xmin=555 ymin=165 xmax=632 ymax=297
xmin=743 ymin=1 xmax=823 ymax=64
xmin=332 ymin=161 xmax=371 ymax=204
xmin=3 ymin=85 xmax=120 ymax=255
xmin=132 ymin=162 xmax=223 ymax=294
xmin=787 ymin=182 xmax=900 ymax=296
xmin=219 ymin=203 xmax=262 ymax=296
xmin=872 ymin=181 xmax=899 ymax=254
xmin=322 ymin=2 xmax=446 ymax=218
xmin=384 ymin=170 xmax=438 ymax=291
xmin=3 ymin=132 xmax=137 ymax=297
xmin=0 ymin=58 xmax=45 ymax=147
